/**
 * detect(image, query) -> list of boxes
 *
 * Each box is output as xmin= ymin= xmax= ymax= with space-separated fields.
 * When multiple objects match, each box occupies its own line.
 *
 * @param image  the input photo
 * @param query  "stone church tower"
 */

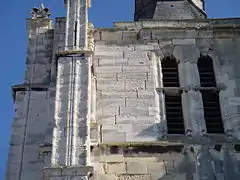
xmin=5 ymin=0 xmax=240 ymax=180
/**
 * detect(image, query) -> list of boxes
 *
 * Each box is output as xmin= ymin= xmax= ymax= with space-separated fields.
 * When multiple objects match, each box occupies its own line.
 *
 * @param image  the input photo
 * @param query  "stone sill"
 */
xmin=56 ymin=49 xmax=94 ymax=57
xmin=11 ymin=84 xmax=49 ymax=101
xmin=43 ymin=166 xmax=93 ymax=178
xmin=156 ymin=87 xmax=221 ymax=94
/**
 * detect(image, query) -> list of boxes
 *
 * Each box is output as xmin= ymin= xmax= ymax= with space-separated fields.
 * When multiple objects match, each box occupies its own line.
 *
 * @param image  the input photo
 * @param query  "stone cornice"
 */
xmin=55 ymin=49 xmax=94 ymax=57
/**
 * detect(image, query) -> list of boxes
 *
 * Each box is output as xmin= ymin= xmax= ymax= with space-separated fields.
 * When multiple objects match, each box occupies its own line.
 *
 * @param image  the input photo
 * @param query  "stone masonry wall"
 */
xmin=92 ymin=19 xmax=240 ymax=180
xmin=94 ymin=42 xmax=160 ymax=143
xmin=25 ymin=19 xmax=54 ymax=85
xmin=6 ymin=89 xmax=55 ymax=180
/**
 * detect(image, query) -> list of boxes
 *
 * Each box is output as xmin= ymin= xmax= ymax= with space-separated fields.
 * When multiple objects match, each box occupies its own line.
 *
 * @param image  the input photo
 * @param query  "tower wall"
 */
xmin=91 ymin=19 xmax=240 ymax=179
xmin=6 ymin=16 xmax=55 ymax=180
xmin=134 ymin=0 xmax=206 ymax=21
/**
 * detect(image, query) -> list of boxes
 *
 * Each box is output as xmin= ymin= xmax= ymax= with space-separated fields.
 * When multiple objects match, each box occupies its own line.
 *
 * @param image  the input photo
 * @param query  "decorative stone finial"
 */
xmin=30 ymin=4 xmax=51 ymax=19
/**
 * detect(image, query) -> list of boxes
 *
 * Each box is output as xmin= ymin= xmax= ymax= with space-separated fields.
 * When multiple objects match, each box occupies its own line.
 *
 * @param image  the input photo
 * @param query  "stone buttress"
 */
xmin=43 ymin=0 xmax=94 ymax=179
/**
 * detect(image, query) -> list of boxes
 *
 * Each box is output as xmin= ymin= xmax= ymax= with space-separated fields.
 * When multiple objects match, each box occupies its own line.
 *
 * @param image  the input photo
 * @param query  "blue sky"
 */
xmin=0 ymin=0 xmax=240 ymax=179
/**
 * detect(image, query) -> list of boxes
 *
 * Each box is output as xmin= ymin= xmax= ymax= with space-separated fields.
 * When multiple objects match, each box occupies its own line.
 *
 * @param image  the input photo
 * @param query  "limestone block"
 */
xmin=100 ymin=154 xmax=124 ymax=163
xmin=116 ymin=116 xmax=155 ymax=125
xmin=21 ymin=170 xmax=41 ymax=180
xmin=96 ymin=73 xmax=118 ymax=81
xmin=137 ymin=90 xmax=155 ymax=99
xmin=122 ymin=31 xmax=137 ymax=40
xmin=135 ymin=44 xmax=157 ymax=51
xmin=124 ymin=157 xmax=158 ymax=162
xmin=117 ymin=174 xmax=151 ymax=180
xmin=159 ymin=40 xmax=174 ymax=56
xmin=99 ymin=116 xmax=116 ymax=125
xmin=101 ymin=30 xmax=123 ymax=42
xmin=118 ymin=72 xmax=149 ymax=81
xmin=98 ymin=58 xmax=128 ymax=66
xmin=95 ymin=50 xmax=123 ymax=59
xmin=125 ymin=132 xmax=158 ymax=142
xmin=6 ymin=163 xmax=21 ymax=180
xmin=49 ymin=177 xmax=65 ymax=180
xmin=97 ymin=107 xmax=119 ymax=117
xmin=152 ymin=30 xmax=197 ymax=39
xmin=145 ymin=81 xmax=155 ymax=91
xmin=125 ymin=79 xmax=146 ymax=91
xmin=173 ymin=45 xmax=200 ymax=63
xmin=117 ymin=124 xmax=133 ymax=133
xmin=102 ymin=132 xmax=126 ymax=143
xmin=106 ymin=162 xmax=126 ymax=174
xmin=138 ymin=29 xmax=152 ymax=40
xmin=128 ymin=57 xmax=149 ymax=66
xmin=12 ymin=117 xmax=26 ymax=127
xmin=122 ymin=65 xmax=150 ymax=73
xmin=125 ymin=98 xmax=154 ymax=107
xmin=7 ymin=146 xmax=22 ymax=164
xmin=198 ymin=29 xmax=214 ymax=38
xmin=102 ymin=124 xmax=117 ymax=131
xmin=97 ymin=98 xmax=124 ymax=108
xmin=173 ymin=39 xmax=196 ymax=45
xmin=100 ymin=91 xmax=137 ymax=99
xmin=188 ymin=90 xmax=206 ymax=136
xmin=119 ymin=107 xmax=149 ymax=116
xmin=97 ymin=174 xmax=117 ymax=180
xmin=196 ymin=38 xmax=212 ymax=56
xmin=146 ymin=162 xmax=166 ymax=180
xmin=97 ymin=80 xmax=124 ymax=91
xmin=96 ymin=66 xmax=122 ymax=74
xmin=186 ymin=62 xmax=201 ymax=88
xmin=126 ymin=162 xmax=147 ymax=174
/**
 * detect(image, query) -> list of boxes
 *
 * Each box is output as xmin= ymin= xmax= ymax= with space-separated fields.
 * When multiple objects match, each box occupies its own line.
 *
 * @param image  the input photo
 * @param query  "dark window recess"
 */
xmin=234 ymin=145 xmax=240 ymax=152
xmin=31 ymin=87 xmax=48 ymax=91
xmin=197 ymin=56 xmax=216 ymax=87
xmin=214 ymin=144 xmax=222 ymax=151
xmin=201 ymin=91 xmax=224 ymax=134
xmin=109 ymin=146 xmax=119 ymax=154
xmin=161 ymin=56 xmax=180 ymax=87
xmin=165 ymin=95 xmax=185 ymax=134
xmin=123 ymin=145 xmax=183 ymax=155
xmin=74 ymin=21 xmax=78 ymax=46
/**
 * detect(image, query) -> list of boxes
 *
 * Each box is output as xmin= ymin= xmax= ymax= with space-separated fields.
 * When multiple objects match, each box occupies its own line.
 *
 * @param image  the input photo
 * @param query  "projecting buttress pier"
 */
xmin=44 ymin=0 xmax=95 ymax=179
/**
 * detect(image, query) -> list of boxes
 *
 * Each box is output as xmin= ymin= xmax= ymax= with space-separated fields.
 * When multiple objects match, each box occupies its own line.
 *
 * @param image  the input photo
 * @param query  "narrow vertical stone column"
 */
xmin=219 ymin=90 xmax=236 ymax=138
xmin=196 ymin=146 xmax=216 ymax=180
xmin=44 ymin=0 xmax=94 ymax=179
xmin=153 ymin=53 xmax=167 ymax=138
xmin=49 ymin=53 xmax=93 ymax=179
xmin=187 ymin=90 xmax=207 ymax=138
xmin=72 ymin=55 xmax=92 ymax=166
xmin=65 ymin=0 xmax=89 ymax=50
xmin=221 ymin=144 xmax=238 ymax=180
xmin=52 ymin=57 xmax=74 ymax=166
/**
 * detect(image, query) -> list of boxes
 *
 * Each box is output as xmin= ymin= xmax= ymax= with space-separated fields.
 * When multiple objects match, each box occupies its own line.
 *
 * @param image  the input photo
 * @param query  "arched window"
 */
xmin=161 ymin=56 xmax=184 ymax=134
xmin=161 ymin=56 xmax=180 ymax=87
xmin=197 ymin=56 xmax=216 ymax=87
xmin=197 ymin=56 xmax=224 ymax=134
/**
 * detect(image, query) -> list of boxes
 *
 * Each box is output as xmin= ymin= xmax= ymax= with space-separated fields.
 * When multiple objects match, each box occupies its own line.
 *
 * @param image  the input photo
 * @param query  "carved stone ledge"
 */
xmin=42 ymin=166 xmax=93 ymax=180
xmin=56 ymin=49 xmax=94 ymax=57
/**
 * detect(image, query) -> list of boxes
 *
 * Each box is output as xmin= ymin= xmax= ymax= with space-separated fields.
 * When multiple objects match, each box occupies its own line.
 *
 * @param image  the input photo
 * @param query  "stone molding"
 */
xmin=42 ymin=166 xmax=93 ymax=180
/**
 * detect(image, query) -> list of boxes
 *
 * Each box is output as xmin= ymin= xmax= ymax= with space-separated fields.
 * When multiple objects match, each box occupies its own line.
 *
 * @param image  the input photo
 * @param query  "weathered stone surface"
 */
xmin=117 ymin=174 xmax=151 ymax=180
xmin=126 ymin=162 xmax=147 ymax=174
xmin=7 ymin=2 xmax=240 ymax=180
